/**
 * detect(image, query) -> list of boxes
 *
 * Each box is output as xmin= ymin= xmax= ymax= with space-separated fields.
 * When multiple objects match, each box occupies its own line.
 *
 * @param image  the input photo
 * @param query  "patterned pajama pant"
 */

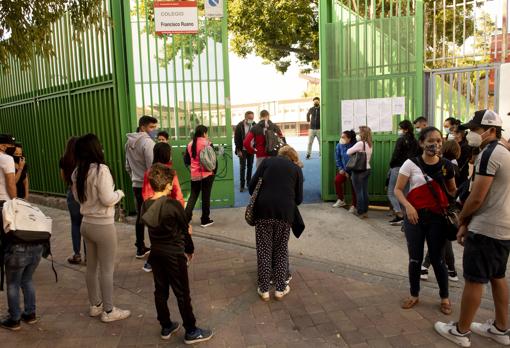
xmin=255 ymin=219 xmax=291 ymax=292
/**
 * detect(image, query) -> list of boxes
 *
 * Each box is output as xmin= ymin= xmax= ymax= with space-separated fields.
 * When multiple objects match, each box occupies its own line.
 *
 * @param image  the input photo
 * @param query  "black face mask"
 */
xmin=13 ymin=156 xmax=21 ymax=163
xmin=5 ymin=147 xmax=15 ymax=156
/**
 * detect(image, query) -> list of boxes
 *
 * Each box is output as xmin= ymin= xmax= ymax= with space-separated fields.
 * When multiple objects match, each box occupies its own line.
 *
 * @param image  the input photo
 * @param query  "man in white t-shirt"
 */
xmin=435 ymin=110 xmax=510 ymax=347
xmin=0 ymin=134 xmax=17 ymax=202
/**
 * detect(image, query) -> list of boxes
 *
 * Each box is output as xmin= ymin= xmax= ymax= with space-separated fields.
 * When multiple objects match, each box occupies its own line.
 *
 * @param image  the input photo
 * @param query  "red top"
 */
xmin=142 ymin=163 xmax=185 ymax=207
xmin=243 ymin=132 xmax=268 ymax=158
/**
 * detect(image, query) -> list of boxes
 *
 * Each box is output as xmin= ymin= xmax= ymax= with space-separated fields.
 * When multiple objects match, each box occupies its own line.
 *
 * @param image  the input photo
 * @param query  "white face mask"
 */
xmin=466 ymin=131 xmax=484 ymax=147
xmin=356 ymin=135 xmax=361 ymax=142
xmin=447 ymin=133 xmax=456 ymax=141
xmin=398 ymin=130 xmax=404 ymax=136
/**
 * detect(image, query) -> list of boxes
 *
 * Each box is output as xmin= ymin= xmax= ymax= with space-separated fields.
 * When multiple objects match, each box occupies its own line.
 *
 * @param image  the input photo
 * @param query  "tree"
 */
xmin=0 ymin=0 xmax=106 ymax=71
xmin=229 ymin=0 xmax=319 ymax=74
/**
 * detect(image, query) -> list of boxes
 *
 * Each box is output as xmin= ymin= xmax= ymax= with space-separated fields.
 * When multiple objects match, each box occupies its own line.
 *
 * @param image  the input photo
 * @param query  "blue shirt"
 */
xmin=335 ymin=143 xmax=353 ymax=172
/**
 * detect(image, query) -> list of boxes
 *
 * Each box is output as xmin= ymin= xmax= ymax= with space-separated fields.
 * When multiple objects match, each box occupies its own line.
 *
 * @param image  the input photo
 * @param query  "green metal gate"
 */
xmin=127 ymin=0 xmax=234 ymax=208
xmin=319 ymin=0 xmax=424 ymax=202
xmin=0 ymin=0 xmax=233 ymax=211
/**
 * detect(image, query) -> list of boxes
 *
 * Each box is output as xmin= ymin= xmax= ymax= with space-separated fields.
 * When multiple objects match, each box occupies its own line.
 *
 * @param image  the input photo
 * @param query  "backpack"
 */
xmin=265 ymin=128 xmax=285 ymax=156
xmin=199 ymin=145 xmax=217 ymax=172
xmin=0 ymin=199 xmax=57 ymax=290
xmin=2 ymin=199 xmax=52 ymax=242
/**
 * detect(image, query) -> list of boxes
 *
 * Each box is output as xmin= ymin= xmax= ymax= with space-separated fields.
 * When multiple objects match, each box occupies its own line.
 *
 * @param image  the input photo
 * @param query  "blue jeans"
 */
xmin=5 ymin=244 xmax=43 ymax=321
xmin=387 ymin=167 xmax=402 ymax=213
xmin=67 ymin=189 xmax=84 ymax=255
xmin=351 ymin=169 xmax=371 ymax=214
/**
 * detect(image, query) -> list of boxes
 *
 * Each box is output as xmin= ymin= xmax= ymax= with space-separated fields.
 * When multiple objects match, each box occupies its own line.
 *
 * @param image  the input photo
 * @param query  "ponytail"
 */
xmin=191 ymin=125 xmax=208 ymax=159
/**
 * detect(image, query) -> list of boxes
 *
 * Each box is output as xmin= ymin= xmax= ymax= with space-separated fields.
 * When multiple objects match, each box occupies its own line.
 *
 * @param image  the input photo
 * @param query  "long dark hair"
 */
xmin=191 ymin=125 xmax=208 ymax=159
xmin=343 ymin=130 xmax=357 ymax=146
xmin=153 ymin=142 xmax=172 ymax=164
xmin=62 ymin=137 xmax=79 ymax=185
xmin=75 ymin=134 xmax=107 ymax=203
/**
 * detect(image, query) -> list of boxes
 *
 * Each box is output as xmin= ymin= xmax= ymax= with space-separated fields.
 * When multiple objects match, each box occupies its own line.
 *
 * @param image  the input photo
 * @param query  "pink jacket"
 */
xmin=187 ymin=137 xmax=214 ymax=181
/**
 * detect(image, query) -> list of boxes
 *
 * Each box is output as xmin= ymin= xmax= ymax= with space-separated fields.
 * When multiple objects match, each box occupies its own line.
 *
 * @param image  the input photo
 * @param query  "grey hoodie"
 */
xmin=125 ymin=132 xmax=155 ymax=187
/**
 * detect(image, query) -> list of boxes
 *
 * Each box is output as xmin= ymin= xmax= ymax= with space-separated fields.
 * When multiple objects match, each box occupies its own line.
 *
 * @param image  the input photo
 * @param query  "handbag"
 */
xmin=411 ymin=157 xmax=460 ymax=241
xmin=245 ymin=178 xmax=263 ymax=226
xmin=291 ymin=206 xmax=305 ymax=238
xmin=346 ymin=142 xmax=367 ymax=172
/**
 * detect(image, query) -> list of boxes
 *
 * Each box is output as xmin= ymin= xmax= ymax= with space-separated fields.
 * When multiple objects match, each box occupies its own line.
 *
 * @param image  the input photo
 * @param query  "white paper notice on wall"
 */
xmin=380 ymin=98 xmax=394 ymax=132
xmin=391 ymin=97 xmax=406 ymax=115
xmin=341 ymin=100 xmax=354 ymax=131
xmin=366 ymin=99 xmax=381 ymax=132
xmin=353 ymin=99 xmax=367 ymax=129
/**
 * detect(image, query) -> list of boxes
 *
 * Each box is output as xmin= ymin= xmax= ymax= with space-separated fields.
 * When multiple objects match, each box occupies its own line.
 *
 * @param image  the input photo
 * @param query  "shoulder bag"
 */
xmin=411 ymin=157 xmax=459 ymax=241
xmin=346 ymin=142 xmax=367 ymax=172
xmin=245 ymin=178 xmax=263 ymax=226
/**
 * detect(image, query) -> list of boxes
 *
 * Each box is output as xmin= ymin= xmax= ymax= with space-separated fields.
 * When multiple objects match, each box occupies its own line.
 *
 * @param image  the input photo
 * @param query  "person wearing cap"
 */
xmin=435 ymin=110 xmax=510 ymax=347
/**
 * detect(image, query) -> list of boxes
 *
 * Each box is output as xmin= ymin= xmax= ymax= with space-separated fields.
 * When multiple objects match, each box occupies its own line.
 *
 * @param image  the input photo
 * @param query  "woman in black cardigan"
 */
xmin=249 ymin=146 xmax=304 ymax=301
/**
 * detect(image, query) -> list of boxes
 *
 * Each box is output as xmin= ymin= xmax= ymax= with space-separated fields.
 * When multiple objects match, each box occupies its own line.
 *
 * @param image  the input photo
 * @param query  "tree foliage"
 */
xmin=229 ymin=0 xmax=319 ymax=73
xmin=0 ymin=0 xmax=106 ymax=71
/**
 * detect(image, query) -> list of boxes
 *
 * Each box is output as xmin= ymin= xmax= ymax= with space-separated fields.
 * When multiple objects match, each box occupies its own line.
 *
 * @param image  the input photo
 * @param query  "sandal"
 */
xmin=401 ymin=297 xmax=419 ymax=309
xmin=440 ymin=300 xmax=452 ymax=315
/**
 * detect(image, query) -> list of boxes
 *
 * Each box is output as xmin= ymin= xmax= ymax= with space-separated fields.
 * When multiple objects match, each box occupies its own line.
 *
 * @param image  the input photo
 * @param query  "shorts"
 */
xmin=463 ymin=232 xmax=510 ymax=284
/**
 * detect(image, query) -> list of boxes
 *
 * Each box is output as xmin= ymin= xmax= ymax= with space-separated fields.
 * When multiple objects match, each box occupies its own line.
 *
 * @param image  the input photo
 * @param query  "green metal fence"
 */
xmin=0 ymin=0 xmax=133 ymax=207
xmin=319 ymin=0 xmax=424 ymax=202
xmin=0 ymin=0 xmax=233 ymax=212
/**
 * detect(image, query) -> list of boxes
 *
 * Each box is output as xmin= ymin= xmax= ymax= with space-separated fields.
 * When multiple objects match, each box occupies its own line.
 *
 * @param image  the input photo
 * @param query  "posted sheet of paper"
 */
xmin=341 ymin=100 xmax=354 ymax=131
xmin=353 ymin=99 xmax=367 ymax=129
xmin=392 ymin=97 xmax=406 ymax=115
xmin=366 ymin=99 xmax=381 ymax=132
xmin=380 ymin=98 xmax=393 ymax=132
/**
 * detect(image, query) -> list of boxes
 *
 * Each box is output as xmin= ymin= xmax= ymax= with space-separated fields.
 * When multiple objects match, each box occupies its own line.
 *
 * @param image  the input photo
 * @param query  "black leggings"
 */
xmin=422 ymin=240 xmax=456 ymax=272
xmin=404 ymin=212 xmax=449 ymax=299
xmin=185 ymin=175 xmax=214 ymax=224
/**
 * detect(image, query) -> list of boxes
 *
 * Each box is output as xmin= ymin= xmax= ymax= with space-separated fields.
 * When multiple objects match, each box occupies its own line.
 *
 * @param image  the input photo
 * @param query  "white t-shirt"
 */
xmin=469 ymin=141 xmax=510 ymax=240
xmin=0 ymin=152 xmax=15 ymax=201
xmin=346 ymin=141 xmax=373 ymax=169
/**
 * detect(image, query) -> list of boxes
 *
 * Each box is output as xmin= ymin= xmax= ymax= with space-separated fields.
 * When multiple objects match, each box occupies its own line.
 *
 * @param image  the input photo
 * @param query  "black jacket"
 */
xmin=307 ymin=106 xmax=320 ymax=130
xmin=234 ymin=120 xmax=256 ymax=154
xmin=248 ymin=156 xmax=303 ymax=224
xmin=141 ymin=197 xmax=194 ymax=255
xmin=457 ymin=139 xmax=473 ymax=186
xmin=389 ymin=134 xmax=420 ymax=168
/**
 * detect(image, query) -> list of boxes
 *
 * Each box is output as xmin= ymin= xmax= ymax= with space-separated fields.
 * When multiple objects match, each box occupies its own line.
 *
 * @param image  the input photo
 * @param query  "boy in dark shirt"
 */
xmin=141 ymin=164 xmax=213 ymax=344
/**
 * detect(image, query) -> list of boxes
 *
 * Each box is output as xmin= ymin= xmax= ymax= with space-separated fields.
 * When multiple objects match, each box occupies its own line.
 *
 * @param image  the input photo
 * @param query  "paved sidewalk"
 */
xmin=0 ymin=205 xmax=505 ymax=347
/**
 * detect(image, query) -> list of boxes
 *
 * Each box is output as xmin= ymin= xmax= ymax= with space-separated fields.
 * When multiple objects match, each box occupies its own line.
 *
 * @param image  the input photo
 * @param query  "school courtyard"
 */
xmin=0 ymin=202 xmax=505 ymax=348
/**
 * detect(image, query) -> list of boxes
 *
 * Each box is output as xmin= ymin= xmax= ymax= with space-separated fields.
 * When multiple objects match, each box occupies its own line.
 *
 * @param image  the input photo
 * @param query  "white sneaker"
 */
xmin=434 ymin=321 xmax=471 ymax=347
xmin=348 ymin=206 xmax=356 ymax=214
xmin=257 ymin=288 xmax=269 ymax=302
xmin=89 ymin=303 xmax=103 ymax=317
xmin=332 ymin=199 xmax=346 ymax=208
xmin=100 ymin=307 xmax=131 ymax=323
xmin=275 ymin=286 xmax=290 ymax=301
xmin=471 ymin=319 xmax=510 ymax=345
xmin=420 ymin=266 xmax=429 ymax=281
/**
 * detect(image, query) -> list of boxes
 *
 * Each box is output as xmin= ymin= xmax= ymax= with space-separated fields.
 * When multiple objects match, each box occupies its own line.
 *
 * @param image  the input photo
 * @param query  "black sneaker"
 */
xmin=448 ymin=270 xmax=459 ymax=282
xmin=306 ymin=154 xmax=311 ymax=160
xmin=200 ymin=220 xmax=214 ymax=228
xmin=136 ymin=246 xmax=151 ymax=259
xmin=161 ymin=321 xmax=180 ymax=340
xmin=0 ymin=318 xmax=21 ymax=331
xmin=21 ymin=313 xmax=38 ymax=324
xmin=184 ymin=327 xmax=213 ymax=345
xmin=389 ymin=216 xmax=404 ymax=225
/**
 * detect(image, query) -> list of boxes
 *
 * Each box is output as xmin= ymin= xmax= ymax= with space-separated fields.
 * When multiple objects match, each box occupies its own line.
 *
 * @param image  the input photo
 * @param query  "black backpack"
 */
xmin=265 ymin=128 xmax=285 ymax=156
